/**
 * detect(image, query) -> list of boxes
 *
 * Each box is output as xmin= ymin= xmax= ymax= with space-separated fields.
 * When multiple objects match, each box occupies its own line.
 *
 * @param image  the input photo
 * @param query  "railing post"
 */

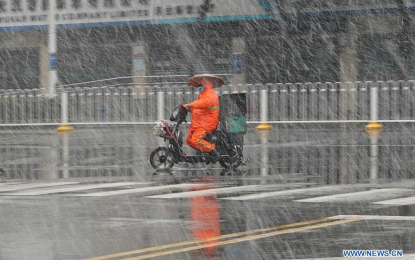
xmin=255 ymin=85 xmax=272 ymax=177
xmin=364 ymin=83 xmax=382 ymax=127
xmin=60 ymin=131 xmax=70 ymax=178
xmin=365 ymin=82 xmax=382 ymax=182
xmin=365 ymin=84 xmax=382 ymax=132
xmin=157 ymin=89 xmax=165 ymax=120
xmin=256 ymin=86 xmax=272 ymax=131
xmin=57 ymin=89 xmax=74 ymax=132
xmin=260 ymin=89 xmax=268 ymax=123
xmin=370 ymin=83 xmax=378 ymax=122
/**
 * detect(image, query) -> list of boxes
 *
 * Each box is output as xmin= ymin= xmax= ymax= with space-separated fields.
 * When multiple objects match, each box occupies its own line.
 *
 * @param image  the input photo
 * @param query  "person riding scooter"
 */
xmin=180 ymin=74 xmax=224 ymax=162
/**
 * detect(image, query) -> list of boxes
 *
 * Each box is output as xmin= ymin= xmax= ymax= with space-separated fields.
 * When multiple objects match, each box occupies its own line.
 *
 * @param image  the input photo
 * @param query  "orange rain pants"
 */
xmin=186 ymin=128 xmax=215 ymax=153
xmin=186 ymin=88 xmax=219 ymax=153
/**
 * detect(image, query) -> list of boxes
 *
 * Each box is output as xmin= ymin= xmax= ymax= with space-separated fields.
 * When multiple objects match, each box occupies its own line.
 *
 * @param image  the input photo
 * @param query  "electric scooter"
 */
xmin=150 ymin=104 xmax=245 ymax=170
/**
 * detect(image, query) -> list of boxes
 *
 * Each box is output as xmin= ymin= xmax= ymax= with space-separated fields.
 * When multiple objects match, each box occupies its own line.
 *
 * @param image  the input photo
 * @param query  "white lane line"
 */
xmin=147 ymin=185 xmax=261 ymax=199
xmin=7 ymin=182 xmax=150 ymax=196
xmin=297 ymin=189 xmax=413 ymax=203
xmin=374 ymin=196 xmax=415 ymax=206
xmin=0 ymin=182 xmax=79 ymax=192
xmin=284 ymin=255 xmax=415 ymax=260
xmin=331 ymin=215 xmax=415 ymax=221
xmin=0 ymin=182 xmax=26 ymax=187
xmin=222 ymin=186 xmax=351 ymax=201
xmin=73 ymin=183 xmax=208 ymax=197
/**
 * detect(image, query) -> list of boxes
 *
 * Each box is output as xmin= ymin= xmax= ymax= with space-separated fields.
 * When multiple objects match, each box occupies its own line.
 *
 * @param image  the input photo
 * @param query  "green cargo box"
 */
xmin=219 ymin=93 xmax=247 ymax=134
xmin=227 ymin=115 xmax=246 ymax=133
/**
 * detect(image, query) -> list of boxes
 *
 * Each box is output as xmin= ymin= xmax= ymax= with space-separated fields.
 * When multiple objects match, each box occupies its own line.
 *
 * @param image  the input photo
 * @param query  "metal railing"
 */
xmin=1 ymin=80 xmax=415 ymax=125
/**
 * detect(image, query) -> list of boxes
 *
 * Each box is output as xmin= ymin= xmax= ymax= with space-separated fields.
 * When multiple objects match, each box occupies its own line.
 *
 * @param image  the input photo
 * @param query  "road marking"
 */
xmin=147 ymin=185 xmax=261 ymax=199
xmin=374 ymin=196 xmax=415 ymax=206
xmin=122 ymin=218 xmax=362 ymax=260
xmin=297 ymin=188 xmax=413 ymax=203
xmin=73 ymin=183 xmax=208 ymax=197
xmin=0 ymin=182 xmax=25 ymax=187
xmin=222 ymin=186 xmax=352 ymax=201
xmin=331 ymin=215 xmax=415 ymax=221
xmin=284 ymin=255 xmax=415 ymax=260
xmin=0 ymin=182 xmax=79 ymax=192
xmin=6 ymin=182 xmax=150 ymax=196
xmin=82 ymin=217 xmax=334 ymax=260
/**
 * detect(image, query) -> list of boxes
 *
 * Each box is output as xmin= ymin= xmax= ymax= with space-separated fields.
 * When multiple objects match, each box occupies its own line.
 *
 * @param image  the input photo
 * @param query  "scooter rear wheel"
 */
xmin=219 ymin=145 xmax=243 ymax=169
xmin=150 ymin=147 xmax=174 ymax=170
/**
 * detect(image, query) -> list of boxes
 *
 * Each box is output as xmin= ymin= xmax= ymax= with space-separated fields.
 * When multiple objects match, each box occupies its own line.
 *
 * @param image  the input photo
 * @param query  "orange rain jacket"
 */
xmin=187 ymin=88 xmax=219 ymax=131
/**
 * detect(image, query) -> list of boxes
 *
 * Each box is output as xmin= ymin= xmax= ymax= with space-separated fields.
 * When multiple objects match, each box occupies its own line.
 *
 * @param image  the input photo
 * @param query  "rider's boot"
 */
xmin=209 ymin=147 xmax=220 ymax=163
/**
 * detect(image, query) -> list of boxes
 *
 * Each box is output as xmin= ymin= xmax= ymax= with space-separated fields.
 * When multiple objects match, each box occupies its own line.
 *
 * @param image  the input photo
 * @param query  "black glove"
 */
xmin=179 ymin=104 xmax=189 ymax=111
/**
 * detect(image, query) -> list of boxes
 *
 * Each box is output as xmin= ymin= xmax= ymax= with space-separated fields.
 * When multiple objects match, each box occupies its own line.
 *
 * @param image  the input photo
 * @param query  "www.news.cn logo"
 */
xmin=343 ymin=250 xmax=403 ymax=257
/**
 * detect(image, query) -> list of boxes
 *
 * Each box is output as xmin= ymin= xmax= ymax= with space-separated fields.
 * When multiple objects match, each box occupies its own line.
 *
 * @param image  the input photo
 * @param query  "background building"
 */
xmin=0 ymin=0 xmax=414 ymax=89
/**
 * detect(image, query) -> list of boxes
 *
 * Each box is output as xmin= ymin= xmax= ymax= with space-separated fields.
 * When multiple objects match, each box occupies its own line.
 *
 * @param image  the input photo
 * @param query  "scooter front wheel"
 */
xmin=150 ymin=147 xmax=174 ymax=170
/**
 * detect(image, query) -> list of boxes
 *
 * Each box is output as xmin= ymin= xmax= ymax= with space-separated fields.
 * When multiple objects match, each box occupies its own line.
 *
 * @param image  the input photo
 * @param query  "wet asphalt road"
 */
xmin=0 ymin=124 xmax=415 ymax=259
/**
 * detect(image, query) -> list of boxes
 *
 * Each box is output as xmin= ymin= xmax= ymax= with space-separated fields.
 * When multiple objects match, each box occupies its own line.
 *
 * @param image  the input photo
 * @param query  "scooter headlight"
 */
xmin=152 ymin=123 xmax=167 ymax=137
